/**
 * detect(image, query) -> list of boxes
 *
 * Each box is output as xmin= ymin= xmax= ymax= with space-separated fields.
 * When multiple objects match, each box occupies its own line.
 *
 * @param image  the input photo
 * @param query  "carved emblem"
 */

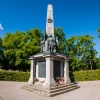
xmin=48 ymin=18 xmax=53 ymax=23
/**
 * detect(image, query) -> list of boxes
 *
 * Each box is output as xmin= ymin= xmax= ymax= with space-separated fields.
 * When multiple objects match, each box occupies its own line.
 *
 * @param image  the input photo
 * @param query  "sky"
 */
xmin=0 ymin=0 xmax=100 ymax=55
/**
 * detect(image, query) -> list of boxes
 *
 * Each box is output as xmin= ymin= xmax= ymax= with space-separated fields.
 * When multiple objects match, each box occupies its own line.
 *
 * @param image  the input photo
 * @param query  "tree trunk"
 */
xmin=90 ymin=61 xmax=92 ymax=70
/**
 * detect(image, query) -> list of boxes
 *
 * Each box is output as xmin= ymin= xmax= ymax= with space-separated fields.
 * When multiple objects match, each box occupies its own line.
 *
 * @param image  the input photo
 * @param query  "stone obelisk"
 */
xmin=44 ymin=4 xmax=57 ymax=52
xmin=46 ymin=4 xmax=54 ymax=38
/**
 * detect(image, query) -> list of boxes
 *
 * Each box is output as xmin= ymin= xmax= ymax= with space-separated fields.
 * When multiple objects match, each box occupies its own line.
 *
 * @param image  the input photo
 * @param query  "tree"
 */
xmin=54 ymin=27 xmax=67 ymax=54
xmin=0 ymin=37 xmax=2 ymax=61
xmin=0 ymin=37 xmax=3 ymax=67
xmin=97 ymin=27 xmax=100 ymax=38
xmin=1 ymin=27 xmax=99 ymax=71
xmin=2 ymin=28 xmax=41 ymax=71
xmin=66 ymin=35 xmax=97 ymax=71
xmin=95 ymin=56 xmax=100 ymax=69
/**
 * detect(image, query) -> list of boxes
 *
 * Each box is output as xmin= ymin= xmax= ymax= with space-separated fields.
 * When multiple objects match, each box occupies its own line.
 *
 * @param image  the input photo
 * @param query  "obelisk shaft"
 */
xmin=46 ymin=4 xmax=54 ymax=38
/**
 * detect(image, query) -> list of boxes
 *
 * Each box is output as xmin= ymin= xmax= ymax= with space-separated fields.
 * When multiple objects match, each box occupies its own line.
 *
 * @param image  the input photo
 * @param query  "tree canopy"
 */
xmin=0 ymin=27 xmax=100 ymax=71
xmin=66 ymin=35 xmax=98 ymax=70
xmin=97 ymin=27 xmax=100 ymax=38
xmin=2 ymin=28 xmax=41 ymax=71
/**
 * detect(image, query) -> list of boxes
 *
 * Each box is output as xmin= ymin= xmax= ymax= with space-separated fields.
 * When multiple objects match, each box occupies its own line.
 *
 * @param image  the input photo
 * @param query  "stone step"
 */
xmin=22 ymin=85 xmax=49 ymax=95
xmin=50 ymin=83 xmax=77 ymax=90
xmin=21 ymin=83 xmax=80 ymax=97
xmin=50 ymin=84 xmax=79 ymax=93
xmin=22 ymin=85 xmax=49 ymax=92
xmin=49 ymin=86 xmax=79 ymax=97
xmin=22 ymin=83 xmax=77 ymax=92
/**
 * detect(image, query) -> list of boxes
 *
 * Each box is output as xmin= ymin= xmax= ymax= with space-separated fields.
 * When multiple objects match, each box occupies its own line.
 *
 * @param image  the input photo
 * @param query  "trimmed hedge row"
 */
xmin=0 ymin=70 xmax=100 ymax=82
xmin=70 ymin=69 xmax=100 ymax=82
xmin=0 ymin=70 xmax=29 ymax=82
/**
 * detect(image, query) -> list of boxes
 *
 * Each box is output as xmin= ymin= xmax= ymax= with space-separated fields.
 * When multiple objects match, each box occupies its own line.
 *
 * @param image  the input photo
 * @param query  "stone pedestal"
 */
xmin=28 ymin=53 xmax=71 ymax=87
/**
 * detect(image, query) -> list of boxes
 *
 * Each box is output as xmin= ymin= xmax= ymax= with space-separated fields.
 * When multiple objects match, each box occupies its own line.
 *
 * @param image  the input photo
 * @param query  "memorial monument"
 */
xmin=22 ymin=4 xmax=79 ymax=96
xmin=28 ymin=4 xmax=71 ymax=87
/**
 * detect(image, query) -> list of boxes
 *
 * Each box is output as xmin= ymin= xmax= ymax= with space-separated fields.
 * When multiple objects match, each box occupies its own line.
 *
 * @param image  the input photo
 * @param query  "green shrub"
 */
xmin=0 ymin=70 xmax=30 ymax=82
xmin=0 ymin=70 xmax=100 ymax=82
xmin=70 ymin=69 xmax=100 ymax=82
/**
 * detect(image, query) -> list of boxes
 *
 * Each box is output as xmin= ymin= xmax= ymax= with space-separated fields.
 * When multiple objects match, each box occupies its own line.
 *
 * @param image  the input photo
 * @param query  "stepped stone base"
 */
xmin=21 ymin=83 xmax=80 ymax=97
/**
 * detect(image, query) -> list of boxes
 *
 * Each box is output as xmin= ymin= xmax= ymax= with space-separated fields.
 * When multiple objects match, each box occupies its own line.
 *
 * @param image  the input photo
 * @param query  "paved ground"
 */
xmin=0 ymin=81 xmax=100 ymax=100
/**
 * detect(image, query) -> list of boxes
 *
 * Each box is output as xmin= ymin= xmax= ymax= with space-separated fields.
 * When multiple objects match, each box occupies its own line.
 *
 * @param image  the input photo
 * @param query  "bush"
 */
xmin=70 ymin=69 xmax=100 ymax=82
xmin=0 ymin=70 xmax=30 ymax=82
xmin=1 ymin=70 xmax=100 ymax=82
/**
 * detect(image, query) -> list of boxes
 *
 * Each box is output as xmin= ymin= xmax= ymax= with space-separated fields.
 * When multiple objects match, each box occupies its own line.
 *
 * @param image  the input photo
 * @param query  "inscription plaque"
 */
xmin=38 ymin=60 xmax=46 ymax=78
xmin=54 ymin=60 xmax=61 ymax=78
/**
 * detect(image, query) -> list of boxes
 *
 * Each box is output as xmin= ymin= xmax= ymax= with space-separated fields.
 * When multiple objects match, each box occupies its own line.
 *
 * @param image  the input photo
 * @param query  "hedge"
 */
xmin=0 ymin=70 xmax=30 ymax=82
xmin=0 ymin=70 xmax=100 ymax=82
xmin=70 ymin=69 xmax=100 ymax=82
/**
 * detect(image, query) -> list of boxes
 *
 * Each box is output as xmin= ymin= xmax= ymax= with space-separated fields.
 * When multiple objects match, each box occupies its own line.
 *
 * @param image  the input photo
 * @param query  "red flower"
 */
xmin=57 ymin=81 xmax=60 ymax=84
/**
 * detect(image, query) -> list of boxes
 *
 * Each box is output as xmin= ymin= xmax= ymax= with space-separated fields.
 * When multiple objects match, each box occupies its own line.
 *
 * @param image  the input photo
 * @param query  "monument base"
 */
xmin=22 ymin=82 xmax=80 ymax=97
xmin=29 ymin=52 xmax=71 ymax=87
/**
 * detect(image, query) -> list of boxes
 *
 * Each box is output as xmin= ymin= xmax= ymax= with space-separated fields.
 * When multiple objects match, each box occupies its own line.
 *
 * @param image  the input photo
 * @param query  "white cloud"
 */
xmin=0 ymin=23 xmax=4 ymax=30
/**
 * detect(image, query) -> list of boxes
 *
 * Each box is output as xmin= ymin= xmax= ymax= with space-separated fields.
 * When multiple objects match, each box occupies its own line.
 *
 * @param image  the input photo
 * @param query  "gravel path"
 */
xmin=0 ymin=81 xmax=100 ymax=100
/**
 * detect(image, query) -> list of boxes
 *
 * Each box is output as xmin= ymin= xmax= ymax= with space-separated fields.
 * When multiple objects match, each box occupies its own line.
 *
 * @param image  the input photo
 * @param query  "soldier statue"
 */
xmin=47 ymin=35 xmax=55 ymax=52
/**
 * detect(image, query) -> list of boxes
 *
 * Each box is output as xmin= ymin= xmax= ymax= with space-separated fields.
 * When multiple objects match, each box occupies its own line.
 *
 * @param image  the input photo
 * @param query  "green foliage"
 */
xmin=2 ymin=28 xmax=41 ymax=71
xmin=66 ymin=35 xmax=98 ymax=71
xmin=0 ymin=70 xmax=29 ymax=81
xmin=96 ymin=57 xmax=100 ymax=69
xmin=1 ymin=70 xmax=100 ymax=82
xmin=97 ymin=27 xmax=100 ymax=38
xmin=54 ymin=27 xmax=67 ymax=54
xmin=0 ymin=37 xmax=4 ymax=67
xmin=0 ymin=27 xmax=100 ymax=71
xmin=70 ymin=70 xmax=100 ymax=82
xmin=0 ymin=37 xmax=2 ymax=63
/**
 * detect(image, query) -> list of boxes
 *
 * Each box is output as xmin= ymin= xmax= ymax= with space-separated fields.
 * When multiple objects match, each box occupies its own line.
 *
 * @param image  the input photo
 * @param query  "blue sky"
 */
xmin=0 ymin=0 xmax=100 ymax=55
